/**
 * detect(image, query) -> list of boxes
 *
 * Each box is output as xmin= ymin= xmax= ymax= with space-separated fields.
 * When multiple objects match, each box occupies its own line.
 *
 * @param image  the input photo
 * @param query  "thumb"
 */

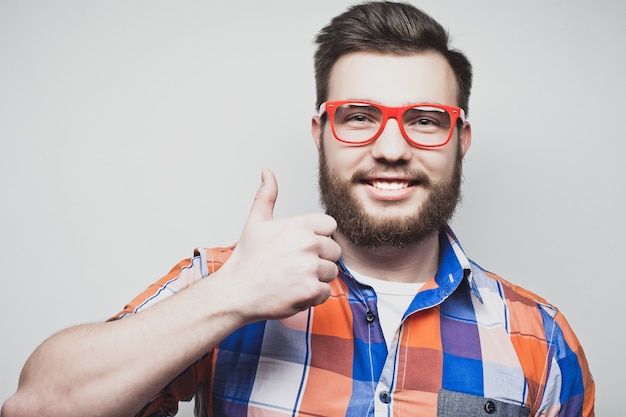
xmin=247 ymin=168 xmax=278 ymax=223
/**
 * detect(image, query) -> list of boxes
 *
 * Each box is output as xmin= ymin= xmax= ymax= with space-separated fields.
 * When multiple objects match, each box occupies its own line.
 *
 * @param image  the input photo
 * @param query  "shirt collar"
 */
xmin=439 ymin=226 xmax=481 ymax=303
xmin=336 ymin=226 xmax=481 ymax=305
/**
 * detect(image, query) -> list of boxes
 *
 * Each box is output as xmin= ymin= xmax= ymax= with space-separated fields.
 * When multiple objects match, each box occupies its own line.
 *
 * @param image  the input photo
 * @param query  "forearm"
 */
xmin=3 ymin=171 xmax=341 ymax=416
xmin=2 ymin=277 xmax=243 ymax=417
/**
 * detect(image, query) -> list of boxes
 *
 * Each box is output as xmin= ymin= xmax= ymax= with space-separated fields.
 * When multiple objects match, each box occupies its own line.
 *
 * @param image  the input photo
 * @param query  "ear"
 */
xmin=459 ymin=121 xmax=472 ymax=157
xmin=311 ymin=115 xmax=323 ymax=150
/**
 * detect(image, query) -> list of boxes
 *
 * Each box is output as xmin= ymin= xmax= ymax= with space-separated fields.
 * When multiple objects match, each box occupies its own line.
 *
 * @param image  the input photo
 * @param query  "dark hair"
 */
xmin=313 ymin=1 xmax=473 ymax=115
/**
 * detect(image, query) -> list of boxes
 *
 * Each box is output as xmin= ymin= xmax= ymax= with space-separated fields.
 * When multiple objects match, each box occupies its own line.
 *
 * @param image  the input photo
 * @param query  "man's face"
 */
xmin=311 ymin=51 xmax=471 ymax=248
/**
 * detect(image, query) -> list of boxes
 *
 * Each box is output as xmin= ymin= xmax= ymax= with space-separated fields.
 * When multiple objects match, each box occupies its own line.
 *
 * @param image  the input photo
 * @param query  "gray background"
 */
xmin=1 ymin=1 xmax=623 ymax=415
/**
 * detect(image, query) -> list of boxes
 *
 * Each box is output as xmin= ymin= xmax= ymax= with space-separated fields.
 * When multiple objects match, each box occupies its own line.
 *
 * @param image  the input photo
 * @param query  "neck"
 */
xmin=334 ymin=231 xmax=441 ymax=283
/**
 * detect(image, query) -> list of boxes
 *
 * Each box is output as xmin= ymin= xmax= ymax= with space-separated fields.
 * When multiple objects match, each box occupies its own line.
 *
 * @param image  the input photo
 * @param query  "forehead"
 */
xmin=327 ymin=51 xmax=459 ymax=107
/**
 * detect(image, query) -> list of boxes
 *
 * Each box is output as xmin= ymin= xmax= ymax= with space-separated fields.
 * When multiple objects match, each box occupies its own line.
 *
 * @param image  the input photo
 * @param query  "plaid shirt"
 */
xmin=111 ymin=227 xmax=594 ymax=417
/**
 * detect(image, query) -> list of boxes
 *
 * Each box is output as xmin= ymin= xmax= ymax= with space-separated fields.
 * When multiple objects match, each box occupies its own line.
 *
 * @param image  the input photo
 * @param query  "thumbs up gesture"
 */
xmin=213 ymin=169 xmax=341 ymax=322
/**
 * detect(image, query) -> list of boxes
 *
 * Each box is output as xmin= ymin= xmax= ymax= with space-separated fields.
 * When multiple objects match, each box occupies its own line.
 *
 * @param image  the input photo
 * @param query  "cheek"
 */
xmin=325 ymin=153 xmax=357 ymax=179
xmin=321 ymin=138 xmax=366 ymax=176
xmin=414 ymin=147 xmax=458 ymax=179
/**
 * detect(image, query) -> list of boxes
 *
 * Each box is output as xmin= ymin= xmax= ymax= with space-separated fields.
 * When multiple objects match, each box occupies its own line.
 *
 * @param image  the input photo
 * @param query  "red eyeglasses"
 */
xmin=317 ymin=100 xmax=466 ymax=148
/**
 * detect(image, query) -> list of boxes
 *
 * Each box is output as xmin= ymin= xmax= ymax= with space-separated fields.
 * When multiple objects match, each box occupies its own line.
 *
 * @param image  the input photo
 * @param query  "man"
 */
xmin=2 ymin=2 xmax=594 ymax=416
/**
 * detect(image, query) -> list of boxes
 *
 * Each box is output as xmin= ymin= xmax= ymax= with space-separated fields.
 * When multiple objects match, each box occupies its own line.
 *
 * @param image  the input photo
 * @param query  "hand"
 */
xmin=214 ymin=169 xmax=341 ymax=322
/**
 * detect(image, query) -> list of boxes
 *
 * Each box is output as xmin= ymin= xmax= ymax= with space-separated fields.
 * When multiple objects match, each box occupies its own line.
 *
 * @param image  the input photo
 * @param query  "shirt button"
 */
xmin=379 ymin=391 xmax=391 ymax=404
xmin=366 ymin=310 xmax=376 ymax=323
xmin=484 ymin=400 xmax=496 ymax=414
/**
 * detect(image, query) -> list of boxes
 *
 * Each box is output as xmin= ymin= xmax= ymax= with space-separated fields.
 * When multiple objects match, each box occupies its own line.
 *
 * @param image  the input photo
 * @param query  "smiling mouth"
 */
xmin=364 ymin=179 xmax=421 ymax=190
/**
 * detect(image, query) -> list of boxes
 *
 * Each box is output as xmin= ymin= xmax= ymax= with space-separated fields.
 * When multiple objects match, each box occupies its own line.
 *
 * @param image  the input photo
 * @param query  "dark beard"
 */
xmin=318 ymin=139 xmax=463 ymax=249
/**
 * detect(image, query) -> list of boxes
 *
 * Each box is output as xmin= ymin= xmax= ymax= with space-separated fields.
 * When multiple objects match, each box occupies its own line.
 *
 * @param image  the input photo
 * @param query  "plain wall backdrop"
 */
xmin=1 ymin=1 xmax=623 ymax=415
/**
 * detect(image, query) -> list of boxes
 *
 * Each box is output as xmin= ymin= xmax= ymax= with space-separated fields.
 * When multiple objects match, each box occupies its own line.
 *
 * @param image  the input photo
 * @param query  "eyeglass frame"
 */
xmin=316 ymin=100 xmax=467 ymax=149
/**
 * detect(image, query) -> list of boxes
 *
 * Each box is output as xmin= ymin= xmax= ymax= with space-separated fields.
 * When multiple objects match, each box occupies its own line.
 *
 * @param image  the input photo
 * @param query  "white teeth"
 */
xmin=372 ymin=181 xmax=409 ymax=190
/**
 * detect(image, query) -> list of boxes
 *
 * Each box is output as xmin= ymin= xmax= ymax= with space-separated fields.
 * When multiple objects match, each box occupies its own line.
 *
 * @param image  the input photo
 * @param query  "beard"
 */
xmin=318 ymin=138 xmax=463 ymax=249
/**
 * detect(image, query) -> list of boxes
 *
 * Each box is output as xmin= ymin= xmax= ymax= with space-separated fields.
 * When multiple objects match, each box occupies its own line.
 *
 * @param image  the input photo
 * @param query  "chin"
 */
xmin=361 ymin=198 xmax=424 ymax=218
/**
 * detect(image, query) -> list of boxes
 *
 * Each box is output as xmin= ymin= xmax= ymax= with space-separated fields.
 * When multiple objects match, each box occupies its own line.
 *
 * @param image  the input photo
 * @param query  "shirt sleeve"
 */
xmin=108 ymin=250 xmax=207 ymax=321
xmin=492 ymin=274 xmax=595 ymax=416
xmin=107 ymin=246 xmax=235 ymax=416
xmin=540 ymin=310 xmax=595 ymax=417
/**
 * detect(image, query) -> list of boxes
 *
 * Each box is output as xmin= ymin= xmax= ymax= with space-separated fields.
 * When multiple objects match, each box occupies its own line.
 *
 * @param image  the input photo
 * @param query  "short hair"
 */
xmin=313 ymin=1 xmax=473 ymax=115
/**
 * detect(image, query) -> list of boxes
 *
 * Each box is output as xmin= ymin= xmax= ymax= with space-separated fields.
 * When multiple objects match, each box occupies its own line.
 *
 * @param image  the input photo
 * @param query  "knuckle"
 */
xmin=316 ymin=285 xmax=332 ymax=304
xmin=326 ymin=215 xmax=338 ymax=229
xmin=326 ymin=262 xmax=339 ymax=279
xmin=317 ymin=260 xmax=338 ymax=281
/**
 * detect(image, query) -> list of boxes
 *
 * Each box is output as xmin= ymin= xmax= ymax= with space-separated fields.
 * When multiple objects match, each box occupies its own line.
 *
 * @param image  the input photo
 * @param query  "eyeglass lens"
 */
xmin=332 ymin=103 xmax=453 ymax=145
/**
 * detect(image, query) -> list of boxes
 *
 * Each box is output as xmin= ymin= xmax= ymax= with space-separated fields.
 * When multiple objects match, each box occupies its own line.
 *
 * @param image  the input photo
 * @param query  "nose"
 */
xmin=370 ymin=117 xmax=412 ymax=163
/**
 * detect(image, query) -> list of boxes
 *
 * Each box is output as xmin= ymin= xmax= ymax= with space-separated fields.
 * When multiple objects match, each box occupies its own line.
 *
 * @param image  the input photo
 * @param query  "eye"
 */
xmin=415 ymin=117 xmax=438 ymax=126
xmin=346 ymin=113 xmax=369 ymax=123
xmin=335 ymin=105 xmax=381 ymax=126
xmin=404 ymin=108 xmax=450 ymax=130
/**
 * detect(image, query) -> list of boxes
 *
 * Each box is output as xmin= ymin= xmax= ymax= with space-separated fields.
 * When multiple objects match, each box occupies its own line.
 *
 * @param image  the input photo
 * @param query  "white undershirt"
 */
xmin=350 ymin=271 xmax=424 ymax=349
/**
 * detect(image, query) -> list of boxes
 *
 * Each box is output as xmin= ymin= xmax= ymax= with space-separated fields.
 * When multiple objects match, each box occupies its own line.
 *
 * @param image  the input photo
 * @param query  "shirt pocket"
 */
xmin=437 ymin=389 xmax=530 ymax=417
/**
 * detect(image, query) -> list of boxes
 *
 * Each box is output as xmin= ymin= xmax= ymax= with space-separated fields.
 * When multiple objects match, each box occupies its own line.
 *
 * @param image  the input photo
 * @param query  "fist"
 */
xmin=215 ymin=169 xmax=341 ymax=322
